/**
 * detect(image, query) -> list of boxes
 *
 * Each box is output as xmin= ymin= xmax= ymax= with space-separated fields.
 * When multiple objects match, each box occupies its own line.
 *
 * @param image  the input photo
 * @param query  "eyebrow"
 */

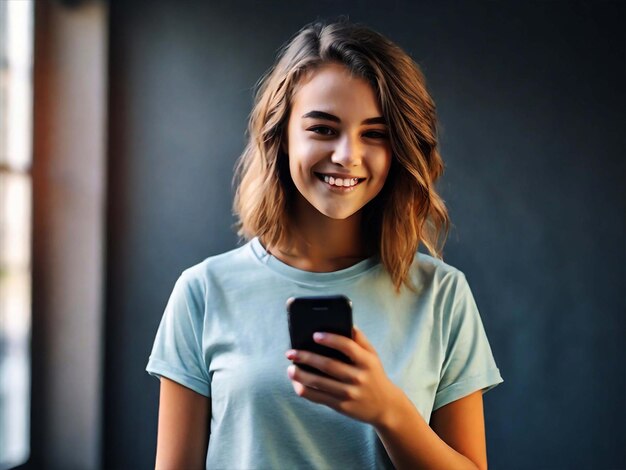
xmin=301 ymin=110 xmax=387 ymax=126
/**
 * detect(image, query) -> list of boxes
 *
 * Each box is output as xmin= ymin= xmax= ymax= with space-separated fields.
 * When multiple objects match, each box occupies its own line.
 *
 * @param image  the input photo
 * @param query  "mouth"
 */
xmin=314 ymin=172 xmax=366 ymax=189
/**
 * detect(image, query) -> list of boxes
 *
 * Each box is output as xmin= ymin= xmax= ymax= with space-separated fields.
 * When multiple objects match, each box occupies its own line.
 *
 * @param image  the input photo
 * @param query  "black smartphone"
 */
xmin=286 ymin=295 xmax=353 ymax=377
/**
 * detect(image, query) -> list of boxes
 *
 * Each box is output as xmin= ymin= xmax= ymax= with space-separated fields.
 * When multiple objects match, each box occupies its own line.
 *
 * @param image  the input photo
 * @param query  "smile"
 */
xmin=314 ymin=172 xmax=366 ymax=189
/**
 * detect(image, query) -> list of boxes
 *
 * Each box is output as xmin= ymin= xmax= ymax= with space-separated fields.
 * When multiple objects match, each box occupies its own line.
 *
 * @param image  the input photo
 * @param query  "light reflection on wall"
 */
xmin=0 ymin=0 xmax=33 ymax=468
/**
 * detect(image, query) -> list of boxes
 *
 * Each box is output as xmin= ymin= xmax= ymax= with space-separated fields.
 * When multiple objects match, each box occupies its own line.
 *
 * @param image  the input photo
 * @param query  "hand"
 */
xmin=285 ymin=326 xmax=403 ymax=427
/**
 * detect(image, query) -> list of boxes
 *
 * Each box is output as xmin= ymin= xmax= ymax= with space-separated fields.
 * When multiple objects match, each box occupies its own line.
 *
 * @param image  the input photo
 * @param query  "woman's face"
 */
xmin=283 ymin=62 xmax=392 ymax=221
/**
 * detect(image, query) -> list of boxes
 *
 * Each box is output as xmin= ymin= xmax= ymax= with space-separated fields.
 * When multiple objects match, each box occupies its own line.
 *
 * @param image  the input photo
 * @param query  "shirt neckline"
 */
xmin=249 ymin=236 xmax=380 ymax=286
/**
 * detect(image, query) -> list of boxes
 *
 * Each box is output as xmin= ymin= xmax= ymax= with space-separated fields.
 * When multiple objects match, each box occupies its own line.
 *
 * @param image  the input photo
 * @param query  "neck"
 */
xmin=267 ymin=194 xmax=369 ymax=272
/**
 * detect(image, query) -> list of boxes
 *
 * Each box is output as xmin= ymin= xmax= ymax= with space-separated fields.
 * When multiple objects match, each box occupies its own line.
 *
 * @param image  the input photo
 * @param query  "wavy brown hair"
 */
xmin=233 ymin=19 xmax=450 ymax=292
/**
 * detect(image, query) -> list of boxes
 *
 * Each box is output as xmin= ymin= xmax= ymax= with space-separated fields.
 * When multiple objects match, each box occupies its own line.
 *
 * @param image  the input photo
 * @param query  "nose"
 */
xmin=330 ymin=133 xmax=363 ymax=167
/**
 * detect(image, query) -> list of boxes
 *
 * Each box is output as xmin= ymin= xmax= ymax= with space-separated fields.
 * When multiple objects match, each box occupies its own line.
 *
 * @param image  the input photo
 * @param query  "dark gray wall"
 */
xmin=105 ymin=1 xmax=625 ymax=468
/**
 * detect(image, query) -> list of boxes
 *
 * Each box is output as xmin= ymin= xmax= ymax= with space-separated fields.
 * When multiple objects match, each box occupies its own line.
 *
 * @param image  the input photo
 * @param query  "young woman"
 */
xmin=147 ymin=19 xmax=503 ymax=470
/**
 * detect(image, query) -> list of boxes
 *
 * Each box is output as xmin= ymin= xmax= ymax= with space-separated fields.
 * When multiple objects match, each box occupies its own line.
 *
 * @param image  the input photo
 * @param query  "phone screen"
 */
xmin=286 ymin=295 xmax=353 ymax=376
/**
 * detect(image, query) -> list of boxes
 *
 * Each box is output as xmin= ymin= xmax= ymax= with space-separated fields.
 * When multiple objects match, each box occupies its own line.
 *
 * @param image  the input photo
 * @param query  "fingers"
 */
xmin=289 ymin=376 xmax=344 ymax=410
xmin=312 ymin=327 xmax=378 ymax=363
xmin=287 ymin=364 xmax=355 ymax=400
xmin=310 ymin=331 xmax=362 ymax=365
xmin=285 ymin=349 xmax=357 ymax=383
xmin=286 ymin=327 xmax=390 ymax=424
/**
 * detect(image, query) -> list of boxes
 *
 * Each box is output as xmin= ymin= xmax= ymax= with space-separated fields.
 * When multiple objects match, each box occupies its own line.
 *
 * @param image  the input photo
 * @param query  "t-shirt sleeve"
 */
xmin=433 ymin=271 xmax=503 ymax=411
xmin=146 ymin=271 xmax=211 ymax=397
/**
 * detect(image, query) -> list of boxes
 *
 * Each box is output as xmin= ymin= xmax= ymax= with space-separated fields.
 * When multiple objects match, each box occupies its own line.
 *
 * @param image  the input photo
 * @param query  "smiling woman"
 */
xmin=147 ymin=18 xmax=503 ymax=470
xmin=234 ymin=22 xmax=451 ymax=288
xmin=283 ymin=62 xmax=392 ymax=223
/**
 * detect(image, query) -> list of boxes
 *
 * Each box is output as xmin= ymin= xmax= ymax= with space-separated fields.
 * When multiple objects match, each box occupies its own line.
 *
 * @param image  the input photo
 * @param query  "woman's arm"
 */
xmin=375 ymin=390 xmax=487 ymax=470
xmin=155 ymin=377 xmax=211 ymax=470
xmin=286 ymin=328 xmax=488 ymax=470
xmin=429 ymin=391 xmax=487 ymax=469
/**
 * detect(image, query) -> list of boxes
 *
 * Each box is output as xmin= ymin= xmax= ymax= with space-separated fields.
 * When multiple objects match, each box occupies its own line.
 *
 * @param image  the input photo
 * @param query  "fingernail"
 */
xmin=313 ymin=332 xmax=325 ymax=341
xmin=287 ymin=365 xmax=296 ymax=377
xmin=285 ymin=350 xmax=296 ymax=360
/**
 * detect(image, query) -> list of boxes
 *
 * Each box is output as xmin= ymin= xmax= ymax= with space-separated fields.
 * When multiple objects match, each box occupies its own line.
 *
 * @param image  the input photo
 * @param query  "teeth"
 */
xmin=320 ymin=174 xmax=361 ymax=187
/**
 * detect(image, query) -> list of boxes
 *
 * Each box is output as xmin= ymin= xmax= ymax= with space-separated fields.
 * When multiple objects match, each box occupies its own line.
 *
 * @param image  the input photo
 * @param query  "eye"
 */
xmin=308 ymin=126 xmax=336 ymax=136
xmin=364 ymin=130 xmax=388 ymax=139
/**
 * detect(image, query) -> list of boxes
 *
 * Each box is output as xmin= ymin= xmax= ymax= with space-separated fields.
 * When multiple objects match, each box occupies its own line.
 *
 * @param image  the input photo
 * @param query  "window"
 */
xmin=0 ymin=0 xmax=34 ymax=468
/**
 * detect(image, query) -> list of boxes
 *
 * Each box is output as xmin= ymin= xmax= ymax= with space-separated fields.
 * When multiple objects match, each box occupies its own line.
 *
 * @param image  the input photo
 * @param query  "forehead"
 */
xmin=290 ymin=63 xmax=382 ymax=116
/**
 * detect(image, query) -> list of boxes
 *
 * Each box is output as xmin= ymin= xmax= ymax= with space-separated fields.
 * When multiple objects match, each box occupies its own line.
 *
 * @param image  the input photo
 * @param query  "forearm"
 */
xmin=374 ymin=389 xmax=479 ymax=470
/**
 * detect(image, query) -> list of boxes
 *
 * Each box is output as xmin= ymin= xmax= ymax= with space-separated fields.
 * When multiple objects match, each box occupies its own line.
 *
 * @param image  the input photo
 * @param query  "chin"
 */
xmin=317 ymin=205 xmax=361 ymax=220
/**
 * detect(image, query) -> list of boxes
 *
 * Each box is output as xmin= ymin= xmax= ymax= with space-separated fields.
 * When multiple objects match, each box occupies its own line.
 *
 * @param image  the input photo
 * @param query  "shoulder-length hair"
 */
xmin=233 ymin=19 xmax=450 ymax=292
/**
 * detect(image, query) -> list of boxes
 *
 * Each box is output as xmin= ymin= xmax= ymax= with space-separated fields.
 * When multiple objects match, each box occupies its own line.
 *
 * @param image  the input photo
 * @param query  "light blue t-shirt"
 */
xmin=146 ymin=237 xmax=503 ymax=469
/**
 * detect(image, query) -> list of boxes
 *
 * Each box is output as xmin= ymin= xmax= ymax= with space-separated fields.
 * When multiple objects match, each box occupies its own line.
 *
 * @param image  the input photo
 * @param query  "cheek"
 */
xmin=288 ymin=141 xmax=323 ymax=176
xmin=375 ymin=152 xmax=393 ymax=183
